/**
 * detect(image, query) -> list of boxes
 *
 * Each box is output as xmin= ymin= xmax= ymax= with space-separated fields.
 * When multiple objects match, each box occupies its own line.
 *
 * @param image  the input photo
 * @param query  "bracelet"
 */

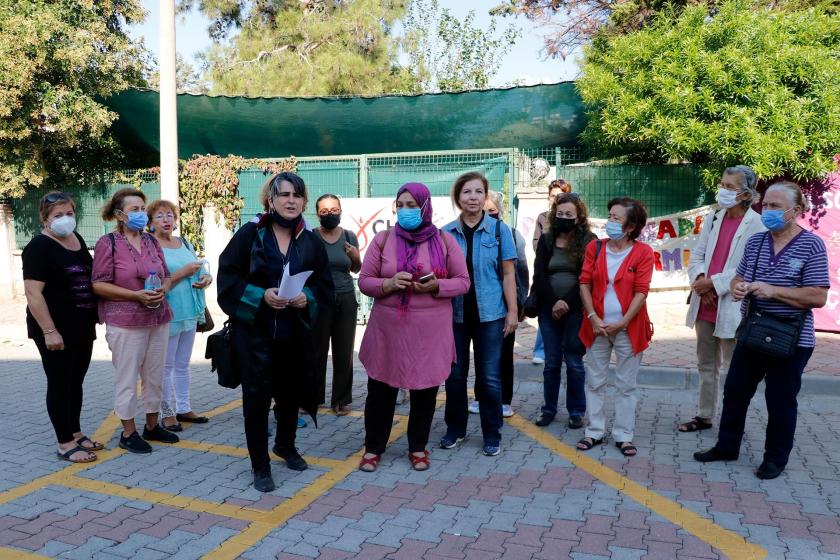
xmin=587 ymin=312 xmax=596 ymax=319
xmin=42 ymin=329 xmax=56 ymax=335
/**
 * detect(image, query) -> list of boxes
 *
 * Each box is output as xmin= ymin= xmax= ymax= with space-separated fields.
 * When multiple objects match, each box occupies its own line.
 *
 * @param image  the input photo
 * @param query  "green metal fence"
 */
xmin=11 ymin=171 xmax=161 ymax=250
xmin=11 ymin=148 xmax=711 ymax=248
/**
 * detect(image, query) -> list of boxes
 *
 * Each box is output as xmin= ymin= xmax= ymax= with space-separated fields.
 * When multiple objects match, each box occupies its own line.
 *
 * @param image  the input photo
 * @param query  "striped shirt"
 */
xmin=735 ymin=230 xmax=830 ymax=347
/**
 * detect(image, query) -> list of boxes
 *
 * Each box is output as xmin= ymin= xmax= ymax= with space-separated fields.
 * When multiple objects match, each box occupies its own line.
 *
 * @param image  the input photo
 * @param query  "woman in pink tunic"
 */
xmin=358 ymin=183 xmax=470 ymax=472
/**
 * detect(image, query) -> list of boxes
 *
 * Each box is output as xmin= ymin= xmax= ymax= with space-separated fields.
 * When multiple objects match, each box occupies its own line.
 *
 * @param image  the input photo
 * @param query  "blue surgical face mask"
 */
xmin=397 ymin=208 xmax=423 ymax=231
xmin=605 ymin=221 xmax=625 ymax=240
xmin=761 ymin=208 xmax=793 ymax=232
xmin=125 ymin=211 xmax=149 ymax=231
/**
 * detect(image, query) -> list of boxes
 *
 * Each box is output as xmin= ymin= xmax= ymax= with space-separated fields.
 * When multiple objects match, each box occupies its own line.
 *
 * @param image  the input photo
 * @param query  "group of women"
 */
xmin=23 ymin=166 xmax=828 ymax=489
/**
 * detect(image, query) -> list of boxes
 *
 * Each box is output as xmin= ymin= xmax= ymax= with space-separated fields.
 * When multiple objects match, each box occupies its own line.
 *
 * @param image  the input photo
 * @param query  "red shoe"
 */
xmin=359 ymin=453 xmax=381 ymax=472
xmin=409 ymin=450 xmax=431 ymax=471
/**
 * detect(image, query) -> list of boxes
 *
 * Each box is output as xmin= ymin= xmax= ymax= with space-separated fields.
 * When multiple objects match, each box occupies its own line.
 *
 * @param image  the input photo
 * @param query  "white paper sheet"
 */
xmin=277 ymin=266 xmax=313 ymax=299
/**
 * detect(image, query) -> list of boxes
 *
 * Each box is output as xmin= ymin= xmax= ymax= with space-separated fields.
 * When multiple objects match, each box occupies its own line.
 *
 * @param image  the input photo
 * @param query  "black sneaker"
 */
xmin=119 ymin=431 xmax=152 ymax=454
xmin=693 ymin=447 xmax=738 ymax=462
xmin=143 ymin=424 xmax=180 ymax=444
xmin=272 ymin=444 xmax=308 ymax=471
xmin=253 ymin=468 xmax=276 ymax=492
xmin=755 ymin=461 xmax=785 ymax=480
xmin=568 ymin=415 xmax=584 ymax=429
xmin=535 ymin=414 xmax=554 ymax=427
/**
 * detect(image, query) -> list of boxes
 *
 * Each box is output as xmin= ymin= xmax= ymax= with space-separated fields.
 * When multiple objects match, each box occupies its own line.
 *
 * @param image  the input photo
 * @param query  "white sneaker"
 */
xmin=531 ymin=356 xmax=545 ymax=365
xmin=468 ymin=400 xmax=480 ymax=414
xmin=502 ymin=405 xmax=515 ymax=418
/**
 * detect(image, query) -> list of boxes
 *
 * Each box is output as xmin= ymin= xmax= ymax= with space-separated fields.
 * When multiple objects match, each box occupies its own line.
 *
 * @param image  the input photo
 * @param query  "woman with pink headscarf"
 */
xmin=357 ymin=183 xmax=470 ymax=472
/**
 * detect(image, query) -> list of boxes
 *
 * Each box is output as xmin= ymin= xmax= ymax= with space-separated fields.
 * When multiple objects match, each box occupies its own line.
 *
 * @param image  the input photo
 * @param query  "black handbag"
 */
xmin=736 ymin=233 xmax=805 ymax=359
xmin=205 ymin=321 xmax=240 ymax=389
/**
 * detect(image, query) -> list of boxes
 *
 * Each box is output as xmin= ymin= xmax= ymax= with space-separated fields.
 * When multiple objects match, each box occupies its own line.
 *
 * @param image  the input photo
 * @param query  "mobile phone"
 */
xmin=418 ymin=273 xmax=435 ymax=284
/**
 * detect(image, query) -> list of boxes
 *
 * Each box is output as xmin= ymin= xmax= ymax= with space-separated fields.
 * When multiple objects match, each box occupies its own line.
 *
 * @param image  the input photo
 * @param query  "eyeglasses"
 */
xmin=317 ymin=209 xmax=341 ymax=216
xmin=43 ymin=192 xmax=70 ymax=204
xmin=153 ymin=212 xmax=176 ymax=220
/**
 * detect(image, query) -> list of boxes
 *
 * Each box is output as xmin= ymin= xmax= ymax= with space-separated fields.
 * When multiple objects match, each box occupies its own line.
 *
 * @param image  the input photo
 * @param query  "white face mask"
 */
xmin=716 ymin=189 xmax=739 ymax=209
xmin=49 ymin=215 xmax=76 ymax=237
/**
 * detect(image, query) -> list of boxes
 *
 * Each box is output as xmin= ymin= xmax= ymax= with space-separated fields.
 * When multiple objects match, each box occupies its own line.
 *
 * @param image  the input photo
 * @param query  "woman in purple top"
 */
xmin=695 ymin=182 xmax=829 ymax=480
xmin=92 ymin=188 xmax=178 ymax=455
xmin=357 ymin=183 xmax=470 ymax=472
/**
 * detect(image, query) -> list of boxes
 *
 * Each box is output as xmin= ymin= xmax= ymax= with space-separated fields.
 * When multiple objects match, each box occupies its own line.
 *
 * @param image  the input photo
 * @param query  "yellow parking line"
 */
xmin=201 ymin=399 xmax=243 ymax=419
xmin=55 ymin=474 xmax=264 ymax=522
xmin=507 ymin=415 xmax=767 ymax=560
xmin=0 ymin=547 xmax=51 ymax=559
xmin=202 ymin=416 xmax=410 ymax=560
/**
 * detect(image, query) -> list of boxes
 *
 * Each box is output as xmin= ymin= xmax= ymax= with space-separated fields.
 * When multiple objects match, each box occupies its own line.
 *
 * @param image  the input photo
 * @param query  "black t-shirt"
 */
xmin=22 ymin=233 xmax=97 ymax=342
xmin=462 ymin=218 xmax=481 ymax=325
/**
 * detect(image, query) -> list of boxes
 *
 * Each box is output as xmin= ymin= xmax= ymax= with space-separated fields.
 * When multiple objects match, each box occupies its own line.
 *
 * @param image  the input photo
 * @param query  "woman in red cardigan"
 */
xmin=577 ymin=198 xmax=654 ymax=457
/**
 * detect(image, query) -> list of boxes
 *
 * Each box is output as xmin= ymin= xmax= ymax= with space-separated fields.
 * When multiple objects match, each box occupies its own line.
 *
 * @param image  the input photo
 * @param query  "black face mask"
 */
xmin=554 ymin=217 xmax=577 ymax=233
xmin=270 ymin=210 xmax=302 ymax=230
xmin=319 ymin=213 xmax=341 ymax=230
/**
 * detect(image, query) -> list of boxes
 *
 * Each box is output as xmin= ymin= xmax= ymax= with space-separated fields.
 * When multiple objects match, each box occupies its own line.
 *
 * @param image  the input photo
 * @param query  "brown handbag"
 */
xmin=196 ymin=308 xmax=214 ymax=333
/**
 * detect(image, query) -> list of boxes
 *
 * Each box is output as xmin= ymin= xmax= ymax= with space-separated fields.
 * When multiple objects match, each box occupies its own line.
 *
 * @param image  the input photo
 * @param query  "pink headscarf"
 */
xmin=394 ymin=183 xmax=447 ymax=310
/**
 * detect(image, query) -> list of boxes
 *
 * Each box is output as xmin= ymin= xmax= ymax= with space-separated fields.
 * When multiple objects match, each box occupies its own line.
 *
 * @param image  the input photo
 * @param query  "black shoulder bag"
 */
xmin=205 ymin=320 xmax=239 ymax=389
xmin=736 ymin=232 xmax=805 ymax=359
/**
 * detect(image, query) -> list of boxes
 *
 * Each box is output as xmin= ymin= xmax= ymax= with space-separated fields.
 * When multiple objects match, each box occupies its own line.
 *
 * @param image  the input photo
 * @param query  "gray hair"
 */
xmin=487 ymin=190 xmax=506 ymax=220
xmin=723 ymin=165 xmax=759 ymax=207
xmin=765 ymin=181 xmax=810 ymax=212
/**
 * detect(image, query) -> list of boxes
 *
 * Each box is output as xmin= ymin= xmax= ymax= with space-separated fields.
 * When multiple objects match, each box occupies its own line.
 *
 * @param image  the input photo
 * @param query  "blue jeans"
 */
xmin=445 ymin=318 xmax=505 ymax=446
xmin=538 ymin=310 xmax=586 ymax=418
xmin=533 ymin=328 xmax=545 ymax=360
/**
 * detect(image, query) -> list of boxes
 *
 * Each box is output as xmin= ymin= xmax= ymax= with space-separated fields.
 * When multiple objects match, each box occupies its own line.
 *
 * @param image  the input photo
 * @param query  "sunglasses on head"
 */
xmin=44 ymin=192 xmax=70 ymax=204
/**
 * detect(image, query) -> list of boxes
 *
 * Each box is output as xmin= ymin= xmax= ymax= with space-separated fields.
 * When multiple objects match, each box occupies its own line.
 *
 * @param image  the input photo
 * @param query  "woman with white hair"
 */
xmin=679 ymin=165 xmax=765 ymax=433
xmin=695 ymin=181 xmax=829 ymax=479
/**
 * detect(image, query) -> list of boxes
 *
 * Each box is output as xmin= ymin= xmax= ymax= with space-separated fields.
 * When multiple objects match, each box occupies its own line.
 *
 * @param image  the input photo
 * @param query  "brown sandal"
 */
xmin=358 ymin=453 xmax=381 ymax=472
xmin=678 ymin=417 xmax=712 ymax=432
xmin=409 ymin=450 xmax=430 ymax=471
xmin=76 ymin=436 xmax=105 ymax=451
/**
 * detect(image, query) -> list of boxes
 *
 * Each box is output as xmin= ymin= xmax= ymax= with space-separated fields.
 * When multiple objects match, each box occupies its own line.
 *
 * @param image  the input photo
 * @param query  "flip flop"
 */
xmin=75 ymin=436 xmax=105 ymax=451
xmin=57 ymin=445 xmax=96 ymax=463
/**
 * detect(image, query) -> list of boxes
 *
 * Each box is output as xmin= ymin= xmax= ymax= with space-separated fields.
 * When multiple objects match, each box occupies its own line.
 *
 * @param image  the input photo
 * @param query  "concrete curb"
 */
xmin=514 ymin=362 xmax=840 ymax=397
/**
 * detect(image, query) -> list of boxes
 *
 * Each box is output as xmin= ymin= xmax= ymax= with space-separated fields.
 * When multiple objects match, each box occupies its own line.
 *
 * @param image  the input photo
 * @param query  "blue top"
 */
xmin=736 ymin=230 xmax=829 ymax=347
xmin=162 ymin=240 xmax=205 ymax=337
xmin=442 ymin=213 xmax=518 ymax=323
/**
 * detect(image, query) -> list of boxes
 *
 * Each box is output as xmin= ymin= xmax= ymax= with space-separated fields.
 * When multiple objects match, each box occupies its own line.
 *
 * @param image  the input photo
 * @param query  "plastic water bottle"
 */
xmin=144 ymin=271 xmax=162 ymax=309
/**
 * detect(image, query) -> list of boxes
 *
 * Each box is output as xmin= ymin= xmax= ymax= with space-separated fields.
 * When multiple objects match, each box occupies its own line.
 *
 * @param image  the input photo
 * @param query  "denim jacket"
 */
xmin=442 ymin=213 xmax=517 ymax=324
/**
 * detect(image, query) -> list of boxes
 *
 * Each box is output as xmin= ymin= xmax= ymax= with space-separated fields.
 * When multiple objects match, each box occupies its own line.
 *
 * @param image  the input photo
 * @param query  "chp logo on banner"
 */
xmin=338 ymin=197 xmax=458 ymax=255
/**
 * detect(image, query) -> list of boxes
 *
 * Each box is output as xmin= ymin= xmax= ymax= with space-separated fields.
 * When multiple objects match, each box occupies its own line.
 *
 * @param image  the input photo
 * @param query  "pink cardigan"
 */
xmin=358 ymin=229 xmax=470 ymax=389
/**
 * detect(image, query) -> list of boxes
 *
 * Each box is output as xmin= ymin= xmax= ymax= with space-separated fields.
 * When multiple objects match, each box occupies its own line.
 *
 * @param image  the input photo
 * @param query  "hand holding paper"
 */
xmin=278 ymin=266 xmax=313 ymax=299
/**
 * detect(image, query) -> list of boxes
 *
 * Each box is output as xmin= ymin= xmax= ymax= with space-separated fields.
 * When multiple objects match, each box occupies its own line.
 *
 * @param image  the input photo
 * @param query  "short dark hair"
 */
xmin=451 ymin=172 xmax=489 ymax=210
xmin=261 ymin=171 xmax=308 ymax=210
xmin=607 ymin=197 xmax=648 ymax=240
xmin=315 ymin=193 xmax=341 ymax=212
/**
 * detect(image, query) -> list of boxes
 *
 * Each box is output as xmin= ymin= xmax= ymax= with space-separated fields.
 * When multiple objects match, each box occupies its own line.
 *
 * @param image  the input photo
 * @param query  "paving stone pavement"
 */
xmin=1 ymin=292 xmax=839 ymax=559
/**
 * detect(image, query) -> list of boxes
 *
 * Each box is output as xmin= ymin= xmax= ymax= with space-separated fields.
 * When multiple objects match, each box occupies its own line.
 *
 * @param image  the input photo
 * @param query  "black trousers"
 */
xmin=716 ymin=343 xmax=813 ymax=467
xmin=364 ymin=377 xmax=438 ymax=455
xmin=313 ymin=291 xmax=358 ymax=408
xmin=34 ymin=336 xmax=94 ymax=444
xmin=232 ymin=322 xmax=302 ymax=472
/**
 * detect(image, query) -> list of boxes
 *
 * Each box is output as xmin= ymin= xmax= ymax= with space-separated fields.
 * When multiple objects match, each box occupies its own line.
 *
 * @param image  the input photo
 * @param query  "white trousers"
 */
xmin=106 ymin=324 xmax=168 ymax=421
xmin=584 ymin=331 xmax=643 ymax=442
xmin=161 ymin=328 xmax=197 ymax=417
xmin=694 ymin=319 xmax=736 ymax=420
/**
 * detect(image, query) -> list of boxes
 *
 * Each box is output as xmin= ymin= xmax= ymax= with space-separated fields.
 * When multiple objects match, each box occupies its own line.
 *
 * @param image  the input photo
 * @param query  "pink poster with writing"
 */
xmin=799 ymin=179 xmax=840 ymax=333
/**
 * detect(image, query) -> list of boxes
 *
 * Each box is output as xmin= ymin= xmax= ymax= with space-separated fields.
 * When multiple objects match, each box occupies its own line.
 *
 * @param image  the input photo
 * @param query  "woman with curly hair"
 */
xmin=531 ymin=193 xmax=596 ymax=429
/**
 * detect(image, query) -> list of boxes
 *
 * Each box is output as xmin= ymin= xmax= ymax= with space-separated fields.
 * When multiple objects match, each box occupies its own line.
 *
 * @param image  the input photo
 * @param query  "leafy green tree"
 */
xmin=576 ymin=0 xmax=839 ymax=185
xmin=179 ymin=0 xmax=413 ymax=96
xmin=0 ymin=1 xmax=148 ymax=198
xmin=401 ymin=0 xmax=520 ymax=93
